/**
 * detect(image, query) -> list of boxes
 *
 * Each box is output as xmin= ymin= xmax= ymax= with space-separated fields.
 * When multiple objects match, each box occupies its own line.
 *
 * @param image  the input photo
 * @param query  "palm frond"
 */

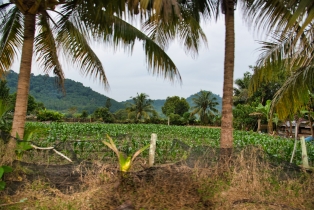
xmin=111 ymin=15 xmax=181 ymax=82
xmin=271 ymin=65 xmax=314 ymax=120
xmin=241 ymin=0 xmax=296 ymax=35
xmin=35 ymin=13 xmax=64 ymax=90
xmin=142 ymin=1 xmax=209 ymax=57
xmin=56 ymin=20 xmax=109 ymax=87
xmin=0 ymin=6 xmax=23 ymax=76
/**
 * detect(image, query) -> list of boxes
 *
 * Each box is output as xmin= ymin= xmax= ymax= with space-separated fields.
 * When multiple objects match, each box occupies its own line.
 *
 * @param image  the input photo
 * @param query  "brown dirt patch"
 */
xmin=1 ymin=147 xmax=314 ymax=210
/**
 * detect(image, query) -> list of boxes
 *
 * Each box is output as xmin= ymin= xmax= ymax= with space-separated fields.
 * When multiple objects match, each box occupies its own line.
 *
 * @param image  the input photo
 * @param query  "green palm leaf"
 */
xmin=0 ymin=6 xmax=23 ymax=75
xmin=56 ymin=20 xmax=109 ymax=87
xmin=35 ymin=13 xmax=65 ymax=89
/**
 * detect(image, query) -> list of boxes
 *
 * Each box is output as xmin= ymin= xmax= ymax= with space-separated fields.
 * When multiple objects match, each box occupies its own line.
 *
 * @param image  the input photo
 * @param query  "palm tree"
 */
xmin=143 ymin=0 xmax=236 ymax=154
xmin=233 ymin=71 xmax=252 ymax=106
xmin=191 ymin=90 xmax=219 ymax=124
xmin=0 ymin=0 xmax=185 ymax=162
xmin=244 ymin=0 xmax=314 ymax=120
xmin=126 ymin=93 xmax=155 ymax=121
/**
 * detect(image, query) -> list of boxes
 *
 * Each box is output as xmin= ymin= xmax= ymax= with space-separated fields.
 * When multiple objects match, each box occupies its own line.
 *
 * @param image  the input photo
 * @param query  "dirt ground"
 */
xmin=1 ymin=147 xmax=314 ymax=210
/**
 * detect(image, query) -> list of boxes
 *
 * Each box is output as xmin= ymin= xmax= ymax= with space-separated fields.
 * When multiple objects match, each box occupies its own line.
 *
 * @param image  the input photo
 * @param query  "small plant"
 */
xmin=0 ymin=165 xmax=12 ymax=190
xmin=102 ymin=135 xmax=149 ymax=173
xmin=15 ymin=125 xmax=44 ymax=159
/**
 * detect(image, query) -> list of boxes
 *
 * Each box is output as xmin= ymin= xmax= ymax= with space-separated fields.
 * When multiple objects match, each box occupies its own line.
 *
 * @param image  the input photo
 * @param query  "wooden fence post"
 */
xmin=149 ymin=133 xmax=157 ymax=167
xmin=300 ymin=136 xmax=309 ymax=168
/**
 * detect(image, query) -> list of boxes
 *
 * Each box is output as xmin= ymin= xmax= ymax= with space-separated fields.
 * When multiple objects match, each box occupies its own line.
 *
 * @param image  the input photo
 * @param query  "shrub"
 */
xmin=93 ymin=107 xmax=114 ymax=123
xmin=37 ymin=109 xmax=64 ymax=121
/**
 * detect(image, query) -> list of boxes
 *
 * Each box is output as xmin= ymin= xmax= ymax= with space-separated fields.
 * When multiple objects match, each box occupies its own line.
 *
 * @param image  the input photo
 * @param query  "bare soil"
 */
xmin=1 ymin=147 xmax=313 ymax=210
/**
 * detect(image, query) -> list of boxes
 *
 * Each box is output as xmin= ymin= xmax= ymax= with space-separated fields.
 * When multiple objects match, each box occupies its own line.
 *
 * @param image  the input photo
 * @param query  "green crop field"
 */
xmin=25 ymin=122 xmax=314 ymax=166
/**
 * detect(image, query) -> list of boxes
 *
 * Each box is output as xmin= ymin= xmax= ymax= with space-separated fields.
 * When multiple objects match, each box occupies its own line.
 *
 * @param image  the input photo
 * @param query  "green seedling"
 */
xmin=102 ymin=135 xmax=149 ymax=172
xmin=0 ymin=165 xmax=12 ymax=190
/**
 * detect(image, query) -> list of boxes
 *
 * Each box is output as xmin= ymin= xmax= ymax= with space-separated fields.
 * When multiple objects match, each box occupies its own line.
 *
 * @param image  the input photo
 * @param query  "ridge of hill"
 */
xmin=5 ymin=70 xmax=222 ymax=115
xmin=5 ymin=70 xmax=125 ymax=114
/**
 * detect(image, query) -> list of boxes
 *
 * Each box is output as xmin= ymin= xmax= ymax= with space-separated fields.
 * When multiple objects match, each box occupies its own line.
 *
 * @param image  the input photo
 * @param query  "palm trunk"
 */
xmin=219 ymin=0 xmax=235 ymax=167
xmin=267 ymin=118 xmax=273 ymax=134
xmin=3 ymin=14 xmax=36 ymax=164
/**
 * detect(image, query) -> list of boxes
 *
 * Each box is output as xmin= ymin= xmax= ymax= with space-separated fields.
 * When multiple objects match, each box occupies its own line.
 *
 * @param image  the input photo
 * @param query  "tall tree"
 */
xmin=191 ymin=90 xmax=219 ymax=124
xmin=126 ymin=93 xmax=155 ymax=121
xmin=162 ymin=96 xmax=189 ymax=125
xmin=214 ymin=0 xmax=237 ymax=162
xmin=0 ymin=0 xmax=184 ymax=162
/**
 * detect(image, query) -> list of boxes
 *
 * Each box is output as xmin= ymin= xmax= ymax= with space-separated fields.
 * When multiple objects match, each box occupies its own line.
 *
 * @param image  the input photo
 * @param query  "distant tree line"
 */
xmin=0 ymin=78 xmax=222 ymax=126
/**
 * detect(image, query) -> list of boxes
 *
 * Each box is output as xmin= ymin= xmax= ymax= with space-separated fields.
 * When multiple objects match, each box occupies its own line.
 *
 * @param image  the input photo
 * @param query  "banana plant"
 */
xmin=102 ymin=135 xmax=149 ymax=173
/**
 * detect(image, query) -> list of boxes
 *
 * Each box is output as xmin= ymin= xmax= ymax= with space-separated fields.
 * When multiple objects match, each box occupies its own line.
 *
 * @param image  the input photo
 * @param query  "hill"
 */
xmin=5 ymin=71 xmax=222 ymax=116
xmin=5 ymin=70 xmax=125 ymax=114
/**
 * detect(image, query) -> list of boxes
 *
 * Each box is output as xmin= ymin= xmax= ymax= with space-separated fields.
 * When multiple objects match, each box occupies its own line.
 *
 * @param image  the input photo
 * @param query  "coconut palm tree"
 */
xmin=244 ymin=0 xmax=314 ymax=120
xmin=0 ymin=0 xmax=189 ymax=162
xmin=191 ymin=90 xmax=219 ymax=124
xmin=126 ymin=93 xmax=155 ymax=121
xmin=233 ymin=71 xmax=252 ymax=106
xmin=143 ymin=0 xmax=236 ymax=154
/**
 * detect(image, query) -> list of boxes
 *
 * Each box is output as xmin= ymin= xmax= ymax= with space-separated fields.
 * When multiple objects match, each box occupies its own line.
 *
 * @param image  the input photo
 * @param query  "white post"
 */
xmin=149 ymin=133 xmax=157 ymax=167
xmin=290 ymin=121 xmax=299 ymax=163
xmin=300 ymin=136 xmax=309 ymax=168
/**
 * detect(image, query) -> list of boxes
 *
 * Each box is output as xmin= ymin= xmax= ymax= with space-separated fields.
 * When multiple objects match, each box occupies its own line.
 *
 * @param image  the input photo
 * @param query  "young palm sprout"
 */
xmin=103 ymin=135 xmax=149 ymax=173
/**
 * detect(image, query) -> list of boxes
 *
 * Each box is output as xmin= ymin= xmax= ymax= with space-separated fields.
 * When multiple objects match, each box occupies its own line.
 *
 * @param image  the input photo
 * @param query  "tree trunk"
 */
xmin=267 ymin=118 xmax=273 ymax=134
xmin=219 ymin=0 xmax=235 ymax=169
xmin=3 ymin=14 xmax=36 ymax=164
xmin=257 ymin=118 xmax=261 ymax=132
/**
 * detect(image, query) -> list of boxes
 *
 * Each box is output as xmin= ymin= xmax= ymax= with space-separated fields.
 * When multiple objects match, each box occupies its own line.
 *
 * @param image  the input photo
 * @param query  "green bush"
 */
xmin=37 ymin=109 xmax=64 ymax=121
xmin=169 ymin=113 xmax=187 ymax=126
xmin=93 ymin=107 xmax=114 ymax=123
xmin=233 ymin=104 xmax=257 ymax=130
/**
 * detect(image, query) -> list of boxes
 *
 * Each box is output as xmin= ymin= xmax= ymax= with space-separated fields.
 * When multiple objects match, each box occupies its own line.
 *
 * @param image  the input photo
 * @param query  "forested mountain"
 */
xmin=5 ymin=70 xmax=125 ymax=114
xmin=5 ymin=70 xmax=222 ymax=115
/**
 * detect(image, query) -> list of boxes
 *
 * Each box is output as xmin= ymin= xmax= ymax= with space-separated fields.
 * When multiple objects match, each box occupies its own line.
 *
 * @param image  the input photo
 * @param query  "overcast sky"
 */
xmin=11 ymin=10 xmax=261 ymax=102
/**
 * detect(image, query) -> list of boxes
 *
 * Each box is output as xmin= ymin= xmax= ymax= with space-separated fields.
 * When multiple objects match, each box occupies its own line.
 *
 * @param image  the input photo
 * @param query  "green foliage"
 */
xmin=233 ymin=104 xmax=256 ymax=130
xmin=80 ymin=110 xmax=88 ymax=119
xmin=233 ymin=71 xmax=252 ymax=106
xmin=126 ymin=93 xmax=155 ymax=120
xmin=5 ymin=71 xmax=125 ymax=114
xmin=93 ymin=107 xmax=114 ymax=123
xmin=15 ymin=141 xmax=33 ymax=160
xmin=183 ymin=112 xmax=196 ymax=124
xmin=191 ymin=90 xmax=219 ymax=125
xmin=162 ymin=96 xmax=190 ymax=117
xmin=24 ymin=122 xmax=314 ymax=166
xmin=0 ymin=80 xmax=11 ymax=102
xmin=0 ymin=165 xmax=12 ymax=190
xmin=67 ymin=106 xmax=77 ymax=117
xmin=114 ymin=109 xmax=129 ymax=121
xmin=0 ymin=99 xmax=12 ymax=142
xmin=37 ymin=109 xmax=64 ymax=121
xmin=9 ymin=93 xmax=45 ymax=114
xmin=105 ymin=98 xmax=112 ymax=109
xmin=169 ymin=113 xmax=187 ymax=126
